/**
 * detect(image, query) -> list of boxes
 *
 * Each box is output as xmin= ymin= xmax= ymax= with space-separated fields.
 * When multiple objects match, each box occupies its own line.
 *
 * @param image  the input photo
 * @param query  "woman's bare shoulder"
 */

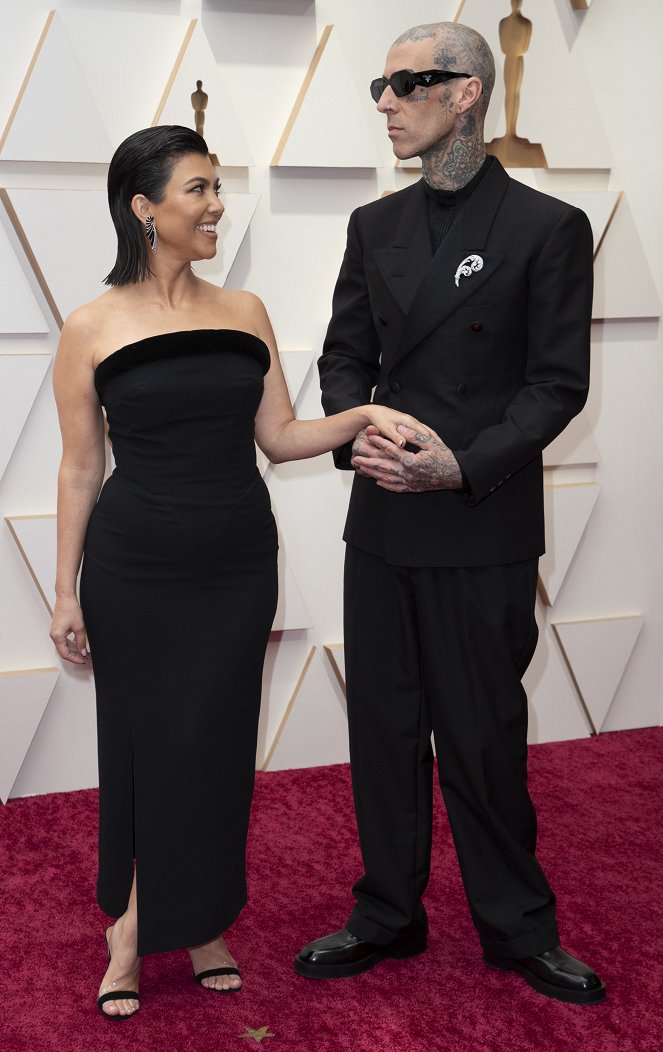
xmin=58 ymin=294 xmax=108 ymax=360
xmin=60 ymin=288 xmax=139 ymax=364
xmin=61 ymin=290 xmax=118 ymax=339
xmin=202 ymin=281 xmax=264 ymax=313
xmin=200 ymin=282 xmax=271 ymax=337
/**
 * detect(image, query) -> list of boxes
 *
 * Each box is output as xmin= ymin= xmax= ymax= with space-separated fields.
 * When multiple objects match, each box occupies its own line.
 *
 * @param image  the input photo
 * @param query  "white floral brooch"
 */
xmin=454 ymin=254 xmax=484 ymax=288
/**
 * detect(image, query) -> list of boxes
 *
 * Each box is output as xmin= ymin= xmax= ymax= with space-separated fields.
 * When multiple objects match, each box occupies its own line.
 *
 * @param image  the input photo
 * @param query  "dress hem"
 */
xmin=98 ymin=888 xmax=248 ymax=957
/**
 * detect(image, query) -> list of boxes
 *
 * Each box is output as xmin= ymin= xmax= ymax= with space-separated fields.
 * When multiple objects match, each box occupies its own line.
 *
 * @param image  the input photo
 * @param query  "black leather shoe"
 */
xmin=295 ymin=922 xmax=428 ymax=979
xmin=483 ymin=945 xmax=606 ymax=1004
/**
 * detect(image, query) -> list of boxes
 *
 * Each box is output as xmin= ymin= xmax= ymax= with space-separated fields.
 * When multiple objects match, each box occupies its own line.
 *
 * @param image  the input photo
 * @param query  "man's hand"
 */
xmin=351 ymin=425 xmax=462 ymax=492
xmin=350 ymin=426 xmax=382 ymax=475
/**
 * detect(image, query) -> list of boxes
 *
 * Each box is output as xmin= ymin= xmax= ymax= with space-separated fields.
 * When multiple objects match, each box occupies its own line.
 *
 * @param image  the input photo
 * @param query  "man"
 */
xmin=294 ymin=22 xmax=605 ymax=1005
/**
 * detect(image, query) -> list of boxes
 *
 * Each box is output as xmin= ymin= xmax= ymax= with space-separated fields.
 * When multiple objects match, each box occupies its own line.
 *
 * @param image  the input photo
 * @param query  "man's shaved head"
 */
xmin=392 ymin=22 xmax=495 ymax=116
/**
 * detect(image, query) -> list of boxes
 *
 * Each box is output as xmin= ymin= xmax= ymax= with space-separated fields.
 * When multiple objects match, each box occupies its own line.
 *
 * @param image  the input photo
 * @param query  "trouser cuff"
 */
xmin=347 ymin=904 xmax=428 ymax=947
xmin=480 ymin=923 xmax=560 ymax=960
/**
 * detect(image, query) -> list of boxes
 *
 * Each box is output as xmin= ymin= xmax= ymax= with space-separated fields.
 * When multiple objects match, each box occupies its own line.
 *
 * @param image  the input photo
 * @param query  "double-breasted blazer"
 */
xmin=318 ymin=158 xmax=593 ymax=567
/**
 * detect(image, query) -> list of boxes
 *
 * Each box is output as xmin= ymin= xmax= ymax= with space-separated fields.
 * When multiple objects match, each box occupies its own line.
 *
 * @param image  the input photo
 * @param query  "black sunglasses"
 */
xmin=370 ymin=68 xmax=471 ymax=103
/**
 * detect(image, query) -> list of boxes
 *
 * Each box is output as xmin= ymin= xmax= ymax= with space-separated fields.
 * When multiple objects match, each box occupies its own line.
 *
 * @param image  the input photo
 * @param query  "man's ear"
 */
xmin=458 ymin=77 xmax=483 ymax=114
xmin=131 ymin=194 xmax=152 ymax=223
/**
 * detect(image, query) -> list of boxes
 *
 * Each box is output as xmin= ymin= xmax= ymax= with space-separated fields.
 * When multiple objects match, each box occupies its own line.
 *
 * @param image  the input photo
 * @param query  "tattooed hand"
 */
xmin=351 ymin=425 xmax=462 ymax=492
xmin=351 ymin=426 xmax=381 ymax=477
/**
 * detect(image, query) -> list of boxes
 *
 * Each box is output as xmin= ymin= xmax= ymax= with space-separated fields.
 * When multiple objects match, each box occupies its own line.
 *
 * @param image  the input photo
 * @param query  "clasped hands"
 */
xmin=351 ymin=424 xmax=462 ymax=493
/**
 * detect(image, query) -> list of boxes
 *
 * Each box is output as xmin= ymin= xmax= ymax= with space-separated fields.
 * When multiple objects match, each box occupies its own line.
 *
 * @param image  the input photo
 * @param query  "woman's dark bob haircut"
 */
xmin=104 ymin=125 xmax=209 ymax=287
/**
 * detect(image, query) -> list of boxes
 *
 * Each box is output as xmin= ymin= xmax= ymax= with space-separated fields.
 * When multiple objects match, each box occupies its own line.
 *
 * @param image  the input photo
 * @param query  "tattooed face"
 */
xmin=377 ymin=40 xmax=469 ymax=162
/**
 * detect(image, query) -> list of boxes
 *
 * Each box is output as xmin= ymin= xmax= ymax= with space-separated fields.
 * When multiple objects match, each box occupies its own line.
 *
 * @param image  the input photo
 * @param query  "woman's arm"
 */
xmin=50 ymin=310 xmax=107 ymax=664
xmin=250 ymin=296 xmax=428 ymax=464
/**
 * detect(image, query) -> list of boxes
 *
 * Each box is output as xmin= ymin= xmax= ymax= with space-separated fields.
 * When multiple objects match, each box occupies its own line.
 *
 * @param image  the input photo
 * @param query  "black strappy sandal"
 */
xmin=193 ymin=965 xmax=242 ymax=993
xmin=97 ymin=926 xmax=141 ymax=1019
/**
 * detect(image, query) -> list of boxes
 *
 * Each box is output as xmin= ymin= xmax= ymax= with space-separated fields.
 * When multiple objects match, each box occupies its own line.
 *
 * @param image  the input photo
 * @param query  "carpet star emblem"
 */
xmin=239 ymin=1026 xmax=275 ymax=1044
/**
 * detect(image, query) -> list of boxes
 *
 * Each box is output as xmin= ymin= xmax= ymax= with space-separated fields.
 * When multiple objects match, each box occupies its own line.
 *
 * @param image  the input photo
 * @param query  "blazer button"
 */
xmin=389 ymin=380 xmax=401 ymax=393
xmin=457 ymin=383 xmax=468 ymax=396
xmin=378 ymin=315 xmax=388 ymax=326
xmin=470 ymin=321 xmax=482 ymax=332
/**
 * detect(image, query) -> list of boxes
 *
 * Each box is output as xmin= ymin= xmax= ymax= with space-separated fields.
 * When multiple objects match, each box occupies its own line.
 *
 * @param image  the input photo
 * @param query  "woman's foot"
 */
xmin=97 ymin=917 xmax=142 ymax=1018
xmin=189 ymin=935 xmax=242 ymax=992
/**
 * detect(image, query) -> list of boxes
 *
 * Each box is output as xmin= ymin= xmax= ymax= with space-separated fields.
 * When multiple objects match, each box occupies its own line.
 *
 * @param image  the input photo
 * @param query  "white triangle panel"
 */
xmin=323 ymin=643 xmax=346 ymax=695
xmin=460 ymin=0 xmax=612 ymax=169
xmin=553 ymin=616 xmax=644 ymax=733
xmin=0 ymin=358 xmax=50 ymax=485
xmin=524 ymin=598 xmax=592 ymax=742
xmin=280 ymin=350 xmax=315 ymax=409
xmin=59 ymin=9 xmax=188 ymax=145
xmin=543 ymin=411 xmax=599 ymax=467
xmin=272 ymin=548 xmax=313 ymax=632
xmin=0 ymin=12 xmax=113 ymax=162
xmin=196 ymin=192 xmax=260 ymax=287
xmin=539 ymin=483 xmax=600 ymax=606
xmin=592 ymin=195 xmax=660 ymax=319
xmin=0 ymin=220 xmax=48 ymax=333
xmin=6 ymin=189 xmax=114 ymax=325
xmin=264 ymin=647 xmax=349 ymax=770
xmin=0 ymin=668 xmax=59 ymax=803
xmin=257 ymin=632 xmax=312 ymax=770
xmin=273 ymin=26 xmax=382 ymax=168
xmin=7 ymin=670 xmax=99 ymax=799
xmin=157 ymin=21 xmax=253 ymax=167
xmin=6 ymin=514 xmax=56 ymax=614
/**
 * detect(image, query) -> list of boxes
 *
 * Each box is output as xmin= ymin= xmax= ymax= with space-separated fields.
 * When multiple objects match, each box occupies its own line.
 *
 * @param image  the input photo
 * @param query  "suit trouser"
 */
xmin=343 ymin=545 xmax=560 ymax=959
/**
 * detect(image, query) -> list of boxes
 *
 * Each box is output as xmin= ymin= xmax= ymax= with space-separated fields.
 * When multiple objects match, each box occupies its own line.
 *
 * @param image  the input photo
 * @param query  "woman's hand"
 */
xmin=50 ymin=597 xmax=90 ymax=665
xmin=362 ymin=405 xmax=430 ymax=448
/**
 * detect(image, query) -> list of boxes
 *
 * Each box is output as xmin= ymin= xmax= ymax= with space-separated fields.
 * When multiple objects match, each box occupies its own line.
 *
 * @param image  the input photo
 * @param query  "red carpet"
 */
xmin=1 ymin=727 xmax=661 ymax=1052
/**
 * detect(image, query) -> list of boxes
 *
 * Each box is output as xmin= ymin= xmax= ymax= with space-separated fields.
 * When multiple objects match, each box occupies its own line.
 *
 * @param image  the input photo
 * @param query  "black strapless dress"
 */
xmin=80 ymin=329 xmax=278 ymax=955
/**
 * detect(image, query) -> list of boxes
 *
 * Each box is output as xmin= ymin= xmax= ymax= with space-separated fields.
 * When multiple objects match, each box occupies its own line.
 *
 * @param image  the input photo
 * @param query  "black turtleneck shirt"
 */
xmin=423 ymin=155 xmax=494 ymax=254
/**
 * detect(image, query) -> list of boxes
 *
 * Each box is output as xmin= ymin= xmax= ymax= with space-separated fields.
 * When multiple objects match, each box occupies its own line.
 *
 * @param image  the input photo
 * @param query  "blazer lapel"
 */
xmin=373 ymin=182 xmax=432 ymax=316
xmin=388 ymin=160 xmax=511 ymax=369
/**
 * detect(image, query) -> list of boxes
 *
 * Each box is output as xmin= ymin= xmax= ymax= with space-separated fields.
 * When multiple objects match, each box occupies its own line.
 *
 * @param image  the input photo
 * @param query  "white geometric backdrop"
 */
xmin=0 ymin=0 xmax=661 ymax=801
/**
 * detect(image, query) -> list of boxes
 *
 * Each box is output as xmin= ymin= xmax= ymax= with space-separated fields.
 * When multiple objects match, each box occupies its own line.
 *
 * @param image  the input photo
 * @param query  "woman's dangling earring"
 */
xmin=145 ymin=215 xmax=158 ymax=254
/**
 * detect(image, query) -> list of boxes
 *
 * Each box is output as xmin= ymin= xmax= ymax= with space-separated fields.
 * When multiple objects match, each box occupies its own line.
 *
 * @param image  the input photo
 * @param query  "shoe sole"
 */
xmin=483 ymin=953 xmax=606 ymax=1004
xmin=294 ymin=933 xmax=427 ymax=979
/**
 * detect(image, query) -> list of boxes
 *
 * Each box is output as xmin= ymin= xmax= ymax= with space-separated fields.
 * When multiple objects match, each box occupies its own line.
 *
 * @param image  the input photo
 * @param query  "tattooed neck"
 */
xmin=415 ymin=81 xmax=487 ymax=191
xmin=422 ymin=123 xmax=487 ymax=191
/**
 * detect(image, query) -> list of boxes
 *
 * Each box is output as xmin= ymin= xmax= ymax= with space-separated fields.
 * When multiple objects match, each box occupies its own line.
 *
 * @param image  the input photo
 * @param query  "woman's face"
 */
xmin=147 ymin=152 xmax=224 ymax=262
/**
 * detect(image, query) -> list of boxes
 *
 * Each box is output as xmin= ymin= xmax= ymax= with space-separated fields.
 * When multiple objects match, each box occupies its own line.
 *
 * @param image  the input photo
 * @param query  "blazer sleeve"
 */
xmin=455 ymin=205 xmax=593 ymax=505
xmin=318 ymin=208 xmax=382 ymax=469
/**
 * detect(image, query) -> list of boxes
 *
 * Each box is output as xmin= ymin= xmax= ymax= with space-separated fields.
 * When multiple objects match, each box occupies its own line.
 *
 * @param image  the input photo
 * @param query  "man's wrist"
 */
xmin=450 ymin=453 xmax=468 ymax=493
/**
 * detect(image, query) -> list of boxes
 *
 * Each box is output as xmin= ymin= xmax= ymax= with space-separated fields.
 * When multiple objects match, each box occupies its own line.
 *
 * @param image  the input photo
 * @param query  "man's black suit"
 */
xmin=318 ymin=157 xmax=593 ymax=958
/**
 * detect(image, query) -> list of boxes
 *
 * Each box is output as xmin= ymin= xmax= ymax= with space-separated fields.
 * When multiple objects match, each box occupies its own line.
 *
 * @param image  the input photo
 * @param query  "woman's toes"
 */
xmin=201 ymin=972 xmax=241 ymax=991
xmin=100 ymin=996 xmax=139 ymax=1017
xmin=190 ymin=936 xmax=241 ymax=991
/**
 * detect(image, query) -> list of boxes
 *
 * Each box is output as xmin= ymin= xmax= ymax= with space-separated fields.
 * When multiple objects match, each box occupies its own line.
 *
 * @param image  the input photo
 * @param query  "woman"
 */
xmin=49 ymin=125 xmax=426 ymax=1019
